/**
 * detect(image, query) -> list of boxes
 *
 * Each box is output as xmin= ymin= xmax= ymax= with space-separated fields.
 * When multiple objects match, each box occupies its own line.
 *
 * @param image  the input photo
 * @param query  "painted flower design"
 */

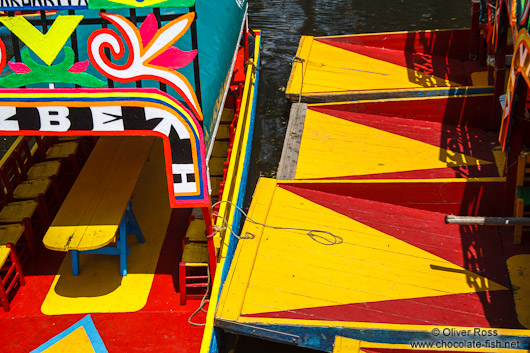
xmin=88 ymin=12 xmax=202 ymax=120
xmin=0 ymin=47 xmax=105 ymax=88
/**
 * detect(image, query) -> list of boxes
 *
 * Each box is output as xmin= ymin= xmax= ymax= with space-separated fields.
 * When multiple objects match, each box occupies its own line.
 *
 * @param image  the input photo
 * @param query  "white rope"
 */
xmin=187 ymin=266 xmax=210 ymax=327
xmin=212 ymin=200 xmax=343 ymax=245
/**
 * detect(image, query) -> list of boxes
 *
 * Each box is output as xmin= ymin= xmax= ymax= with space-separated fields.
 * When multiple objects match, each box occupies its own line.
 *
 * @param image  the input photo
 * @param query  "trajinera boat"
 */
xmin=0 ymin=0 xmax=260 ymax=352
xmin=212 ymin=0 xmax=530 ymax=352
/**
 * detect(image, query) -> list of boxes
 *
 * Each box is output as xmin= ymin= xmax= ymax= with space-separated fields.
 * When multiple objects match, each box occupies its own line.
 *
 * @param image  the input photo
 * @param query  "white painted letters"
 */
xmin=0 ymin=106 xmax=18 ymax=131
xmin=91 ymin=106 xmax=124 ymax=131
xmin=38 ymin=106 xmax=71 ymax=131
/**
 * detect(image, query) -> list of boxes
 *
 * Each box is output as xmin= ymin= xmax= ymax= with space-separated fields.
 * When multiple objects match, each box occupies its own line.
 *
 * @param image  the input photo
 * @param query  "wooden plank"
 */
xmin=277 ymin=103 xmax=307 ymax=180
xmin=286 ymin=86 xmax=493 ymax=103
xmin=43 ymin=136 xmax=154 ymax=251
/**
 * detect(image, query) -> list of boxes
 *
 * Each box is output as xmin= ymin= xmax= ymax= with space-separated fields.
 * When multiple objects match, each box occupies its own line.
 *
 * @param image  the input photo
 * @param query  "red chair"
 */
xmin=179 ymin=219 xmax=216 ymax=305
xmin=0 ymin=244 xmax=25 ymax=312
xmin=0 ymin=220 xmax=36 ymax=264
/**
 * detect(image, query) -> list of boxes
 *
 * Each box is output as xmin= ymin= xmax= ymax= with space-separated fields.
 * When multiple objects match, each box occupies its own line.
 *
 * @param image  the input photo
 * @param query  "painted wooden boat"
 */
xmin=215 ymin=1 xmax=530 ymax=352
xmin=0 ymin=0 xmax=260 ymax=352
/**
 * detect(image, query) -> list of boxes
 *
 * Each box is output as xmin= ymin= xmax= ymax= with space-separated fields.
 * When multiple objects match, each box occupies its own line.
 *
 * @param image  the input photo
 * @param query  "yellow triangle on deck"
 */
xmin=240 ymin=186 xmax=507 ymax=315
xmin=42 ymin=327 xmax=95 ymax=353
xmin=288 ymin=39 xmax=461 ymax=96
xmin=294 ymin=110 xmax=491 ymax=179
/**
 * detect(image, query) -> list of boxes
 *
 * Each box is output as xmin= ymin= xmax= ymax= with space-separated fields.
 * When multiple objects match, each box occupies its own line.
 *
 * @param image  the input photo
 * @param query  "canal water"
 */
xmin=229 ymin=1 xmax=473 ymax=352
xmin=245 ymin=0 xmax=473 ymax=202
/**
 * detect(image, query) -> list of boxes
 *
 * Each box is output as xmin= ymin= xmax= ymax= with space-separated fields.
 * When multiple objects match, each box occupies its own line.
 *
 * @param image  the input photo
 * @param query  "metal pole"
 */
xmin=445 ymin=215 xmax=530 ymax=226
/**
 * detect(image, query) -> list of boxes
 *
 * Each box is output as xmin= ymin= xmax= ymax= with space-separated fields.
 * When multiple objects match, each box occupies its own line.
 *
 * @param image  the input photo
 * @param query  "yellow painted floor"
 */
xmin=41 ymin=138 xmax=171 ymax=315
xmin=216 ymin=178 xmax=529 ymax=351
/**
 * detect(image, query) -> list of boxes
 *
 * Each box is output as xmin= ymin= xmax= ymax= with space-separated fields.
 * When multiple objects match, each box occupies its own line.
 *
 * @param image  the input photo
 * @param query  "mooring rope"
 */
xmin=212 ymin=200 xmax=343 ymax=246
xmin=291 ymin=56 xmax=305 ymax=104
xmin=187 ymin=266 xmax=210 ymax=327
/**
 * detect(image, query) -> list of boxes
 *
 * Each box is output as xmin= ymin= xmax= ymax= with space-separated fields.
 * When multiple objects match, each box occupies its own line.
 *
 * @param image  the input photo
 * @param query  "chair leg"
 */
xmin=515 ymin=198 xmax=525 ymax=244
xmin=0 ymin=281 xmax=9 ymax=312
xmin=6 ymin=243 xmax=24 ymax=286
xmin=179 ymin=262 xmax=187 ymax=305
xmin=21 ymin=219 xmax=36 ymax=259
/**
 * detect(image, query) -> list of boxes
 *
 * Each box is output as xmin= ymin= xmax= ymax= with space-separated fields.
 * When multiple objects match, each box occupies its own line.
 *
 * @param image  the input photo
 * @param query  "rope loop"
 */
xmin=212 ymin=200 xmax=343 ymax=245
xmin=291 ymin=56 xmax=305 ymax=103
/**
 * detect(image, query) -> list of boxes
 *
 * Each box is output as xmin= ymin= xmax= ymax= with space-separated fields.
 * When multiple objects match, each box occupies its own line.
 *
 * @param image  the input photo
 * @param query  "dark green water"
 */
xmin=245 ymin=0 xmax=473 ymax=203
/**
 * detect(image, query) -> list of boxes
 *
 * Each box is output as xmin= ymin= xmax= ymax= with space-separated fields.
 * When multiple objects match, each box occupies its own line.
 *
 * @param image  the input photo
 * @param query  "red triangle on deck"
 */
xmin=242 ymin=291 xmax=520 ymax=328
xmin=316 ymin=38 xmax=469 ymax=85
xmin=280 ymin=185 xmax=510 ymax=287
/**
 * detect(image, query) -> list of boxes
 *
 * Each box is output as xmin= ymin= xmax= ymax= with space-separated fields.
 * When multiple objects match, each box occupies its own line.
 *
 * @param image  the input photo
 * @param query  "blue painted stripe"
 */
xmin=207 ymin=35 xmax=261 ymax=353
xmin=216 ymin=320 xmax=530 ymax=352
xmin=31 ymin=315 xmax=108 ymax=353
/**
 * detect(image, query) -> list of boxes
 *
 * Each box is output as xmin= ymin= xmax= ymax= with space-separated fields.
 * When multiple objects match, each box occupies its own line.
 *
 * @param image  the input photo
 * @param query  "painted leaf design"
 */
xmin=150 ymin=47 xmax=197 ymax=69
xmin=139 ymin=13 xmax=158 ymax=48
xmin=68 ymin=60 xmax=89 ymax=73
xmin=8 ymin=61 xmax=31 ymax=73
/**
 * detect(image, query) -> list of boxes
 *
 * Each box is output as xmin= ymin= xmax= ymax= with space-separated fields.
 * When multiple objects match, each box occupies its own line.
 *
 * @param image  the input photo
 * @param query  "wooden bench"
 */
xmin=43 ymin=136 xmax=154 ymax=276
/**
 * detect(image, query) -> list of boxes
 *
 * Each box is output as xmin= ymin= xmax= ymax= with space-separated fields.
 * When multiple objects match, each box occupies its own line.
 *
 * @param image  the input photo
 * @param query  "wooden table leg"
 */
xmin=72 ymin=250 xmax=79 ymax=276
xmin=119 ymin=216 xmax=128 ymax=277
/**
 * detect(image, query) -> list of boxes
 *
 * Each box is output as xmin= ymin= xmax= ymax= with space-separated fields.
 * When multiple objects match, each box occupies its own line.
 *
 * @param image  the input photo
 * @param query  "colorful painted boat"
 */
xmin=0 ymin=0 xmax=260 ymax=352
xmin=215 ymin=0 xmax=530 ymax=352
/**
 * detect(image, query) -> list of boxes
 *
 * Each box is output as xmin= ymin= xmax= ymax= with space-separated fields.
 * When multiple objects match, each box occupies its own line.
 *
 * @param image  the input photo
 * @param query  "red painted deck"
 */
xmin=0 ymin=208 xmax=208 ymax=353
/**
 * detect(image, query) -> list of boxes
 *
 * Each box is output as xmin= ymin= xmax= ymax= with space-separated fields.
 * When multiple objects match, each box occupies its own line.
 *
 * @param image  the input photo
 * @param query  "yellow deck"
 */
xmin=216 ymin=178 xmax=530 ymax=351
xmin=286 ymin=32 xmax=489 ymax=102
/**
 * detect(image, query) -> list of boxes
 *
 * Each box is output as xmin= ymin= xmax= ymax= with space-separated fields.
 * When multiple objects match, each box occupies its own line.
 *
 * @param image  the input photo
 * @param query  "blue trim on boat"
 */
xmin=207 ymin=37 xmax=261 ymax=353
xmin=215 ymin=320 xmax=530 ymax=352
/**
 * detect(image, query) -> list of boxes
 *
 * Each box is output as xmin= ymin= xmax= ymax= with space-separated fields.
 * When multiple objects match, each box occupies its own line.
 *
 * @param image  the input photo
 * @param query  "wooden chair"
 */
xmin=515 ymin=151 xmax=530 ymax=244
xmin=0 ymin=244 xmax=25 ymax=312
xmin=0 ymin=154 xmax=60 ymax=219
xmin=0 ymin=220 xmax=36 ymax=264
xmin=179 ymin=219 xmax=215 ymax=305
xmin=15 ymin=137 xmax=62 ymax=181
xmin=35 ymin=136 xmax=82 ymax=174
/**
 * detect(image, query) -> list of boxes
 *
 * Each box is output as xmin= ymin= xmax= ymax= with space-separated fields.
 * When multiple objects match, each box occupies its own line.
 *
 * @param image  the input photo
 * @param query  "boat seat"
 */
xmin=0 ymin=221 xmax=35 ymax=263
xmin=0 ymin=196 xmax=49 ymax=241
xmin=26 ymin=161 xmax=61 ymax=180
xmin=15 ymin=137 xmax=62 ymax=180
xmin=0 ymin=155 xmax=59 ymax=220
xmin=0 ymin=244 xmax=25 ymax=312
xmin=179 ymin=242 xmax=209 ymax=305
xmin=184 ymin=219 xmax=207 ymax=243
xmin=35 ymin=137 xmax=82 ymax=174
